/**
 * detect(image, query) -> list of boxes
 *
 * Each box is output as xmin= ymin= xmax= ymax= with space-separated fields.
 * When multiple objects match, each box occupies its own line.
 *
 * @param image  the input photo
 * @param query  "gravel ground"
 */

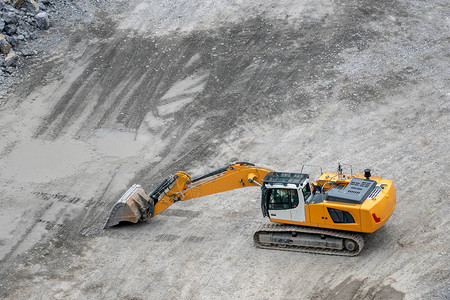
xmin=0 ymin=0 xmax=110 ymax=92
xmin=0 ymin=0 xmax=449 ymax=299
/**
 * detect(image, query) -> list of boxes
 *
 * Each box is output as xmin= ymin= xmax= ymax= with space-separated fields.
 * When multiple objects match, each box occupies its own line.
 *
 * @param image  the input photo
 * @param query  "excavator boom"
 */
xmin=104 ymin=162 xmax=271 ymax=228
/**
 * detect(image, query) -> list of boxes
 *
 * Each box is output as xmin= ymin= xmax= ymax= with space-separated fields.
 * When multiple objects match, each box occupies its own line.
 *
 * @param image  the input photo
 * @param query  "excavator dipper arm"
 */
xmin=104 ymin=162 xmax=271 ymax=228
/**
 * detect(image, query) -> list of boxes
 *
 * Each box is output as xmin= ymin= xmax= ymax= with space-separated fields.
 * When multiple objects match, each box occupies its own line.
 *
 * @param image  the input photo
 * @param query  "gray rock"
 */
xmin=0 ymin=19 xmax=5 ymax=32
xmin=5 ymin=24 xmax=17 ymax=35
xmin=16 ymin=27 xmax=30 ymax=39
xmin=21 ymin=49 xmax=36 ymax=56
xmin=12 ymin=34 xmax=26 ymax=45
xmin=35 ymin=11 xmax=49 ymax=29
xmin=4 ymin=12 xmax=19 ymax=24
xmin=16 ymin=0 xmax=40 ymax=15
xmin=6 ymin=6 xmax=16 ymax=13
xmin=5 ymin=51 xmax=18 ymax=67
xmin=0 ymin=34 xmax=12 ymax=55
xmin=8 ymin=36 xmax=18 ymax=47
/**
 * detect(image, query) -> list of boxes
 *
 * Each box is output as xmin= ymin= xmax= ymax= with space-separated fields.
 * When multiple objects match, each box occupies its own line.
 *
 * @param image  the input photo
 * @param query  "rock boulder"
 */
xmin=14 ymin=0 xmax=40 ymax=15
xmin=0 ymin=34 xmax=12 ymax=55
xmin=5 ymin=51 xmax=18 ymax=67
xmin=35 ymin=11 xmax=49 ymax=29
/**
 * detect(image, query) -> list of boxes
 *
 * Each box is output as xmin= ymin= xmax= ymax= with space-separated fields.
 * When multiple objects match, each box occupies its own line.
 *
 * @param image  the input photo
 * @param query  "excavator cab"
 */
xmin=261 ymin=172 xmax=310 ymax=223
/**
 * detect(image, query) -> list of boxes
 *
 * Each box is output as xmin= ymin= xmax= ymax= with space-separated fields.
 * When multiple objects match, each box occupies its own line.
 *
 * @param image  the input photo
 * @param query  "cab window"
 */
xmin=302 ymin=184 xmax=311 ymax=201
xmin=268 ymin=189 xmax=299 ymax=210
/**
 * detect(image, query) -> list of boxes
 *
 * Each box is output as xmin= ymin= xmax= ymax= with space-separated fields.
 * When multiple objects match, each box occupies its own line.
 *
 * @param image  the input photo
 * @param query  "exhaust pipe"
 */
xmin=103 ymin=184 xmax=154 ymax=228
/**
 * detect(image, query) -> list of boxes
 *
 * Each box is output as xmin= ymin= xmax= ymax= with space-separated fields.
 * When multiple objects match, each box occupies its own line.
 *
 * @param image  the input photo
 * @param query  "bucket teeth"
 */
xmin=103 ymin=184 xmax=152 ymax=228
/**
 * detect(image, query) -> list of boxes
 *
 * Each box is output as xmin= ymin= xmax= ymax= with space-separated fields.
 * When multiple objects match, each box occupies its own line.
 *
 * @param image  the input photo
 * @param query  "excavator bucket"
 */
xmin=103 ymin=184 xmax=153 ymax=228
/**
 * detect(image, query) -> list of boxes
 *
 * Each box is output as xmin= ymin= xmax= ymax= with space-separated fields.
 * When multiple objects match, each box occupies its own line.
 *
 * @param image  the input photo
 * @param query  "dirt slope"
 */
xmin=0 ymin=0 xmax=448 ymax=299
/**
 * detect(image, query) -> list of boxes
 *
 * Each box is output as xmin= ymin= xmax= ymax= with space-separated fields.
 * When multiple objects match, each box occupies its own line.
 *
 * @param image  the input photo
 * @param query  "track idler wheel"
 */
xmin=344 ymin=239 xmax=357 ymax=251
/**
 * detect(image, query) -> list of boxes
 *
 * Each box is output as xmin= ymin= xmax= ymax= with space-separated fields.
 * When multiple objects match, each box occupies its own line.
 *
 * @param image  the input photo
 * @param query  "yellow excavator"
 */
xmin=104 ymin=162 xmax=396 ymax=256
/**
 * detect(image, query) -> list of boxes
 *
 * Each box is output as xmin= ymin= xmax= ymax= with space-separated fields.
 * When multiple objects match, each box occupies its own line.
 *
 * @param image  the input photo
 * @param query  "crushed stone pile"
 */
xmin=0 ymin=0 xmax=107 ymax=89
xmin=0 ymin=0 xmax=51 ymax=73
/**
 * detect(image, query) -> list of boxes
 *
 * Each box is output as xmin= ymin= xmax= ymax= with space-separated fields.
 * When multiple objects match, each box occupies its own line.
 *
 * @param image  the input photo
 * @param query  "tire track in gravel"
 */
xmin=34 ymin=7 xmax=387 ymax=142
xmin=30 ymin=4 xmax=405 ymax=199
xmin=0 ymin=201 xmax=54 ymax=271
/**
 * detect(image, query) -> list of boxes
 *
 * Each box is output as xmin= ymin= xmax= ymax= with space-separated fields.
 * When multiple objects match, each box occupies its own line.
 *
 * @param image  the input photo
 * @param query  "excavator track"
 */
xmin=253 ymin=223 xmax=364 ymax=256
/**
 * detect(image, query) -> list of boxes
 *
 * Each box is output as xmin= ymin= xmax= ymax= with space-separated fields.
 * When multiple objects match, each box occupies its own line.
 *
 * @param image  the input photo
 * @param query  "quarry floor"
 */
xmin=0 ymin=0 xmax=449 ymax=299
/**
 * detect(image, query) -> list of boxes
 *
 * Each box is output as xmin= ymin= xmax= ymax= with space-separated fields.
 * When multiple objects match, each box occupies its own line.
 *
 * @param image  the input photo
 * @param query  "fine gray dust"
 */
xmin=0 ymin=0 xmax=448 ymax=299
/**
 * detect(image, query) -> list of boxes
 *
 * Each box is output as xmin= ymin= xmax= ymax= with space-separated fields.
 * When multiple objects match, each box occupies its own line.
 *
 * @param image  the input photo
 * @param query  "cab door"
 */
xmin=267 ymin=188 xmax=305 ymax=222
xmin=290 ymin=188 xmax=306 ymax=222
